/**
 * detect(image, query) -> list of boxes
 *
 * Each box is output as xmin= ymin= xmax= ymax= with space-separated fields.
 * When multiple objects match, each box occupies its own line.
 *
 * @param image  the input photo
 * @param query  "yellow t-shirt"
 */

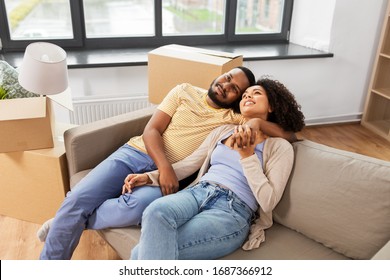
xmin=128 ymin=83 xmax=243 ymax=163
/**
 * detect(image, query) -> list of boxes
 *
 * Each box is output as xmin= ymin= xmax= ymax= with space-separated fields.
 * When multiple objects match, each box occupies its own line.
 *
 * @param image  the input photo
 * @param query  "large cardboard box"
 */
xmin=0 ymin=139 xmax=70 ymax=224
xmin=0 ymin=90 xmax=73 ymax=153
xmin=148 ymin=44 xmax=243 ymax=104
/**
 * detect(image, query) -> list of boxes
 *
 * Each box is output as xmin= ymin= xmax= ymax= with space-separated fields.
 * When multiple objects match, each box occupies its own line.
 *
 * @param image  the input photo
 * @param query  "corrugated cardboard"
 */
xmin=0 ymin=97 xmax=53 ymax=152
xmin=148 ymin=44 xmax=243 ymax=104
xmin=0 ymin=90 xmax=73 ymax=153
xmin=0 ymin=139 xmax=69 ymax=224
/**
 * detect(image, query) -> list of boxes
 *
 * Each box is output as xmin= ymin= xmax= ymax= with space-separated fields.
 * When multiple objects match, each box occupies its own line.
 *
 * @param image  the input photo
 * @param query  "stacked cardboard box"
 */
xmin=148 ymin=44 xmax=243 ymax=104
xmin=0 ymin=139 xmax=70 ymax=224
xmin=0 ymin=90 xmax=73 ymax=153
xmin=0 ymin=85 xmax=73 ymax=223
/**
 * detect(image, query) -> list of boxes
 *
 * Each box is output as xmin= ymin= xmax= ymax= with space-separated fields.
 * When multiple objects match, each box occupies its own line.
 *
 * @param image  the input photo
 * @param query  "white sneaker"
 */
xmin=37 ymin=218 xmax=54 ymax=242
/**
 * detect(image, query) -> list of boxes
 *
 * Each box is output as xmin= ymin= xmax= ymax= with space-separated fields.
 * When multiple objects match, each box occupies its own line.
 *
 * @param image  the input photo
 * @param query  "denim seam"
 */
xmin=178 ymin=225 xmax=249 ymax=250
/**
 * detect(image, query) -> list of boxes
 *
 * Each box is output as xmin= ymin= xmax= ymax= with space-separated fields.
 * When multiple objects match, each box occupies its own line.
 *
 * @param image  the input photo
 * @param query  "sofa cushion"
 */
xmin=221 ymin=223 xmax=349 ymax=260
xmin=97 ymin=227 xmax=141 ymax=259
xmin=70 ymin=169 xmax=92 ymax=189
xmin=97 ymin=223 xmax=349 ymax=260
xmin=273 ymin=140 xmax=390 ymax=259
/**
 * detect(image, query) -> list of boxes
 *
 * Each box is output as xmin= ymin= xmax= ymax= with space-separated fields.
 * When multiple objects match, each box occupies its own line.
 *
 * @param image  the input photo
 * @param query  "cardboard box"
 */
xmin=0 ymin=139 xmax=70 ymax=224
xmin=148 ymin=44 xmax=243 ymax=104
xmin=0 ymin=97 xmax=53 ymax=152
xmin=0 ymin=90 xmax=73 ymax=153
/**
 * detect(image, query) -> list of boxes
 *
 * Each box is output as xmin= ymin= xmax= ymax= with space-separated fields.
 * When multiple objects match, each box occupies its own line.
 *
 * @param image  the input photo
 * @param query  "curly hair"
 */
xmin=256 ymin=77 xmax=305 ymax=132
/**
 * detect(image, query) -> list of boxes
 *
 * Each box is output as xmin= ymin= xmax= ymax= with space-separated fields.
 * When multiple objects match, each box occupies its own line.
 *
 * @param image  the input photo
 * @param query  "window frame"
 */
xmin=0 ymin=0 xmax=294 ymax=52
xmin=0 ymin=0 xmax=84 ymax=51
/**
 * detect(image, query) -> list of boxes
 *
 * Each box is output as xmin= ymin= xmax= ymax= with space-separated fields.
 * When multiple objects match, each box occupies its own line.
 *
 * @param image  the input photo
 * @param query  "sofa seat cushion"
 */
xmin=97 ymin=227 xmax=141 ymax=259
xmin=222 ymin=223 xmax=349 ymax=260
xmin=274 ymin=140 xmax=390 ymax=260
xmin=70 ymin=170 xmax=92 ymax=189
xmin=97 ymin=223 xmax=349 ymax=260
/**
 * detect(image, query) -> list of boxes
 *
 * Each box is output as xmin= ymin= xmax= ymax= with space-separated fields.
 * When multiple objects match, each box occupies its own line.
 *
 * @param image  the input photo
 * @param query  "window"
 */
xmin=84 ymin=0 xmax=155 ymax=38
xmin=235 ymin=0 xmax=283 ymax=34
xmin=5 ymin=0 xmax=73 ymax=40
xmin=0 ymin=0 xmax=293 ymax=52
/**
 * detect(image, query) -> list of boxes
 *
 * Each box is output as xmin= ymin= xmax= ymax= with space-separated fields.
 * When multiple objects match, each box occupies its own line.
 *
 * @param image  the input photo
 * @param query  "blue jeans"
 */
xmin=40 ymin=144 xmax=162 ymax=260
xmin=131 ymin=182 xmax=254 ymax=260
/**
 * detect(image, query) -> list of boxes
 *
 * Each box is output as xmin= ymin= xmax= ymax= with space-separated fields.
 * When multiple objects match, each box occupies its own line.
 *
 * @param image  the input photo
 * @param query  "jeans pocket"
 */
xmin=231 ymin=201 xmax=253 ymax=227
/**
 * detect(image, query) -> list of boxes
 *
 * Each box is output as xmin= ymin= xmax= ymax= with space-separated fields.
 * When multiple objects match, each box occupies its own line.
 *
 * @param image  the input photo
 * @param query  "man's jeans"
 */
xmin=131 ymin=181 xmax=254 ymax=260
xmin=40 ymin=144 xmax=162 ymax=259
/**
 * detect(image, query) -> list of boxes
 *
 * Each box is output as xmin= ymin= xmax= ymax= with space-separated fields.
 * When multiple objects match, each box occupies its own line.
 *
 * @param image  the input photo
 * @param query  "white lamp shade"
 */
xmin=18 ymin=42 xmax=69 ymax=95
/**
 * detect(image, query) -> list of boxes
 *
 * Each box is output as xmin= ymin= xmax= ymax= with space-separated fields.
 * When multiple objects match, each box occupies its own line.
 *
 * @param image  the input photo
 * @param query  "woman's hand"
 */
xmin=122 ymin=174 xmax=150 ymax=194
xmin=230 ymin=124 xmax=257 ymax=149
xmin=230 ymin=124 xmax=257 ymax=159
xmin=230 ymin=119 xmax=261 ymax=148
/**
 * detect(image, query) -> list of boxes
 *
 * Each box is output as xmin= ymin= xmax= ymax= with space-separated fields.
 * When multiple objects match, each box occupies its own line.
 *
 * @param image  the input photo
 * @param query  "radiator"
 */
xmin=69 ymin=96 xmax=153 ymax=125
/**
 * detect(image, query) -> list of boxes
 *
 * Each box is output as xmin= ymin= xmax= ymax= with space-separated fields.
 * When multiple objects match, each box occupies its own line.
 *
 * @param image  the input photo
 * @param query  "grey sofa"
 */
xmin=64 ymin=107 xmax=390 ymax=260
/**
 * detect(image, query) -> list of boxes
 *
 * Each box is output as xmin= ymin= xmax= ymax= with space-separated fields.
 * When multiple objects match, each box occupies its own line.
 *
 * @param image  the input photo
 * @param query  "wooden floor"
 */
xmin=1 ymin=122 xmax=390 ymax=260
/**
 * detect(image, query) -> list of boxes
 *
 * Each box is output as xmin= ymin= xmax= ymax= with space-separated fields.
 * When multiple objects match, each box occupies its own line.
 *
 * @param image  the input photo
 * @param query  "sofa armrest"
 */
xmin=64 ymin=106 xmax=156 ymax=179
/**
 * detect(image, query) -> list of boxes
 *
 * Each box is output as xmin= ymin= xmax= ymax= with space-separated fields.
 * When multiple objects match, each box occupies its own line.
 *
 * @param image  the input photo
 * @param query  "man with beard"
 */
xmin=38 ymin=66 xmax=294 ymax=260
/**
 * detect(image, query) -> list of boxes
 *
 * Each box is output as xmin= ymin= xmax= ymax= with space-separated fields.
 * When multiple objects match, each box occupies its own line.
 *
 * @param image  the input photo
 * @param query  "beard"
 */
xmin=207 ymin=81 xmax=233 ymax=109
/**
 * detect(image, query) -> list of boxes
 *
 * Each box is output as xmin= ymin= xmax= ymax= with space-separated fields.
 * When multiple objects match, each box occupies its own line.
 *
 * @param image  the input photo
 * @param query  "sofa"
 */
xmin=64 ymin=107 xmax=390 ymax=260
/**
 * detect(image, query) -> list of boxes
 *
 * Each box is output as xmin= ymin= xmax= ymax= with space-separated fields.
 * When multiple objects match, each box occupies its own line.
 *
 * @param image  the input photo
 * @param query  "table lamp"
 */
xmin=18 ymin=42 xmax=68 ymax=96
xmin=18 ymin=42 xmax=71 ymax=142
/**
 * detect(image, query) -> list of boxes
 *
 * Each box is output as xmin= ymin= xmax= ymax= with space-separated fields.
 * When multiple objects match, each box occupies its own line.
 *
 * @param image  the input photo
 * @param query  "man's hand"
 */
xmin=122 ymin=174 xmax=151 ymax=194
xmin=158 ymin=165 xmax=179 ymax=196
xmin=230 ymin=119 xmax=261 ymax=149
xmin=244 ymin=117 xmax=298 ymax=143
xmin=142 ymin=110 xmax=179 ymax=195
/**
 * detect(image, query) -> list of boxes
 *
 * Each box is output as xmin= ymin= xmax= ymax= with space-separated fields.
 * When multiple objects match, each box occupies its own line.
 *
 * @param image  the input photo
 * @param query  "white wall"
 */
xmin=69 ymin=66 xmax=148 ymax=100
xmin=247 ymin=0 xmax=388 ymax=124
xmin=290 ymin=0 xmax=336 ymax=51
xmin=67 ymin=0 xmax=388 ymax=125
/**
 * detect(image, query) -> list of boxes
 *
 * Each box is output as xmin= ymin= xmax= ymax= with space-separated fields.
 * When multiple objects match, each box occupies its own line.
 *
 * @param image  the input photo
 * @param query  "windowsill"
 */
xmin=0 ymin=42 xmax=333 ymax=69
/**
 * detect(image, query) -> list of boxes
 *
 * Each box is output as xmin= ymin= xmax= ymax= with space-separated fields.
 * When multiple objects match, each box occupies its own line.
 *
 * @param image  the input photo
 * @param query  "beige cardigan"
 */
xmin=146 ymin=124 xmax=294 ymax=250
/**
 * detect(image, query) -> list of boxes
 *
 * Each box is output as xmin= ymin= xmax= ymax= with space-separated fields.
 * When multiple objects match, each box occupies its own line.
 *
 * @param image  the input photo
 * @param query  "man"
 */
xmin=39 ymin=66 xmax=294 ymax=259
xmin=141 ymin=67 xmax=294 ymax=195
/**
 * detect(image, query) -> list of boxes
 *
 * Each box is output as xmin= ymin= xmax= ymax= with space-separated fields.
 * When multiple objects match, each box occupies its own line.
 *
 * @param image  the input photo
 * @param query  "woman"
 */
xmin=126 ymin=78 xmax=305 ymax=259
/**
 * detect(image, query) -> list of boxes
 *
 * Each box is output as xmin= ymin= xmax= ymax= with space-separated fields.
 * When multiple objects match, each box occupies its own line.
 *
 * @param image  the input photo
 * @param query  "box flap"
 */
xmin=153 ymin=44 xmax=242 ymax=59
xmin=0 ymin=96 xmax=46 ymax=121
xmin=149 ymin=47 xmax=232 ymax=66
xmin=47 ymin=88 xmax=73 ymax=111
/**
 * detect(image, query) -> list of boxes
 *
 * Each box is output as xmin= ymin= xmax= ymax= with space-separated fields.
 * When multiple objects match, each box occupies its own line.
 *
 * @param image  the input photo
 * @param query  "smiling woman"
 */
xmin=129 ymin=78 xmax=305 ymax=260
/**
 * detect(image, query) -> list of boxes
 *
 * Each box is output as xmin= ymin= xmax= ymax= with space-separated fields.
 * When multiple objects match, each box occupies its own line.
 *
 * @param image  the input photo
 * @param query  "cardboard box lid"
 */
xmin=0 ymin=96 xmax=47 ymax=121
xmin=0 ymin=88 xmax=73 ymax=121
xmin=48 ymin=87 xmax=73 ymax=111
xmin=149 ymin=44 xmax=242 ymax=64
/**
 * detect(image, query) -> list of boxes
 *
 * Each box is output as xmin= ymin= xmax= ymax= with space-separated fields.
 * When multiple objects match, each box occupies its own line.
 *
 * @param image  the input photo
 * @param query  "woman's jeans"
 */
xmin=131 ymin=182 xmax=254 ymax=260
xmin=40 ymin=144 xmax=162 ymax=260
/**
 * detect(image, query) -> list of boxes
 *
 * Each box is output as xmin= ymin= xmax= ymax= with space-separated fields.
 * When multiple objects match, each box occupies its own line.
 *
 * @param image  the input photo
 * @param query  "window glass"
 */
xmin=0 ymin=0 xmax=292 ymax=51
xmin=162 ymin=0 xmax=225 ymax=35
xmin=235 ymin=0 xmax=284 ymax=34
xmin=83 ymin=0 xmax=155 ymax=38
xmin=4 ymin=0 xmax=73 ymax=40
